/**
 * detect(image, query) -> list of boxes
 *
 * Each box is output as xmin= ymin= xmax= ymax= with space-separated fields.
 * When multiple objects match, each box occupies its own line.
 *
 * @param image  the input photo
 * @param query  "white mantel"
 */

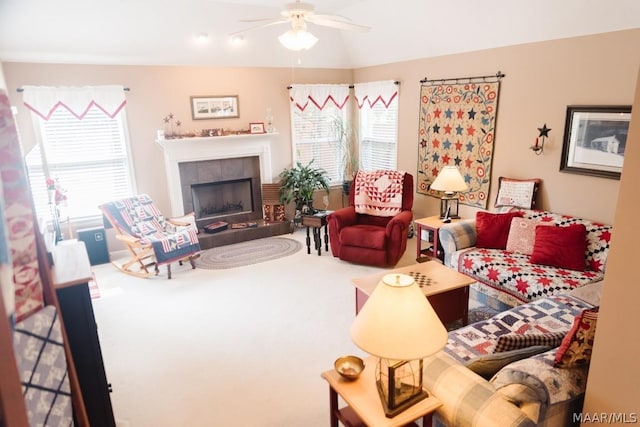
xmin=157 ymin=133 xmax=276 ymax=216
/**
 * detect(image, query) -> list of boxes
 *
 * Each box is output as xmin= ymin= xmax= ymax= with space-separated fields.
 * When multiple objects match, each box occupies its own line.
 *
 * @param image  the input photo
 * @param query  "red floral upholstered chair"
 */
xmin=327 ymin=171 xmax=413 ymax=267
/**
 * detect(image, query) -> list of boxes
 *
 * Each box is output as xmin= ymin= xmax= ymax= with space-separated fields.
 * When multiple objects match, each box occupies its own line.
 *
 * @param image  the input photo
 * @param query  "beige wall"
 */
xmin=3 ymin=64 xmax=352 ymax=214
xmin=353 ymin=29 xmax=640 ymax=224
xmin=583 ymin=65 xmax=640 ymax=417
xmin=0 ymin=62 xmax=6 ymax=90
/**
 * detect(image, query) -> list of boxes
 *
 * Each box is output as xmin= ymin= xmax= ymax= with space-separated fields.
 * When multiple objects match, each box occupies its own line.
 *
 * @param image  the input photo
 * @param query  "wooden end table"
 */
xmin=321 ymin=355 xmax=441 ymax=427
xmin=351 ymin=261 xmax=475 ymax=326
xmin=301 ymin=210 xmax=332 ymax=256
xmin=414 ymin=216 xmax=461 ymax=261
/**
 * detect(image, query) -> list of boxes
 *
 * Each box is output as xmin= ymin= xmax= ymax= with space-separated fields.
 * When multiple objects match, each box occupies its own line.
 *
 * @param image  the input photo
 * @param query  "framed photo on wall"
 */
xmin=190 ymin=95 xmax=239 ymax=120
xmin=560 ymin=105 xmax=631 ymax=180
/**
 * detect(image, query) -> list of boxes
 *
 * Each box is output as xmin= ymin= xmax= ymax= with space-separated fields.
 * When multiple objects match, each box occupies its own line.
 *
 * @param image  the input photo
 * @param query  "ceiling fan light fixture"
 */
xmin=278 ymin=28 xmax=318 ymax=51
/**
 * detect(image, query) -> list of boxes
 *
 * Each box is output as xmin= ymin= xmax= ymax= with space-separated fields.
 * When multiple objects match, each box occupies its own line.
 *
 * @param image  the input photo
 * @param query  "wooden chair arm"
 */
xmin=115 ymin=234 xmax=141 ymax=245
xmin=168 ymin=212 xmax=196 ymax=227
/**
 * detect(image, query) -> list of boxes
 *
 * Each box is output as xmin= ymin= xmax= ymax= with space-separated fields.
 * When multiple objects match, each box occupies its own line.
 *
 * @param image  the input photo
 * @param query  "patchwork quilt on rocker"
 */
xmin=101 ymin=194 xmax=200 ymax=265
xmin=353 ymin=170 xmax=406 ymax=217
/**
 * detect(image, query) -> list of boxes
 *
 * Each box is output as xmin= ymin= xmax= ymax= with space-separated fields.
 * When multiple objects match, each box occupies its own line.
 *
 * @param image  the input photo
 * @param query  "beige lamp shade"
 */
xmin=350 ymin=274 xmax=448 ymax=361
xmin=430 ymin=166 xmax=468 ymax=193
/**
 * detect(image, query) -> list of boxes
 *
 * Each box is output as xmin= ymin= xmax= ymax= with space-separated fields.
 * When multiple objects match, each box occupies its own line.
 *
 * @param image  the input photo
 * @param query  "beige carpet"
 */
xmin=92 ymin=228 xmax=424 ymax=427
xmin=91 ymin=229 xmax=488 ymax=426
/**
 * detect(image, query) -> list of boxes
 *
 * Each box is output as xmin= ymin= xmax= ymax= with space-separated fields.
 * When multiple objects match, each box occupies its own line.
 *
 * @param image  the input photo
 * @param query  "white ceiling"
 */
xmin=1 ymin=0 xmax=639 ymax=69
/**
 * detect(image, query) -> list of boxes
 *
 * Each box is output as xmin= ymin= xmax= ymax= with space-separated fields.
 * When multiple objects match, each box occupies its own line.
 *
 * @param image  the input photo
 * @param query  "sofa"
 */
xmin=423 ymin=281 xmax=602 ymax=427
xmin=438 ymin=209 xmax=612 ymax=309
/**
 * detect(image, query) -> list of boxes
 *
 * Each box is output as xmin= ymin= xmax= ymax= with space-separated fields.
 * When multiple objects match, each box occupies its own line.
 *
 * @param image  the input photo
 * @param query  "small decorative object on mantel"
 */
xmin=249 ymin=122 xmax=266 ymax=134
xmin=265 ymin=108 xmax=276 ymax=133
xmin=201 ymin=128 xmax=222 ymax=137
xmin=163 ymin=113 xmax=183 ymax=139
xmin=531 ymin=123 xmax=551 ymax=155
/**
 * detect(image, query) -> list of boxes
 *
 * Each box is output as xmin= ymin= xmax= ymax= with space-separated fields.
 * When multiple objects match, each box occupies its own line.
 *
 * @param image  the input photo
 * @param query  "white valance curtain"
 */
xmin=354 ymin=80 xmax=397 ymax=109
xmin=21 ymin=85 xmax=127 ymax=120
xmin=289 ymin=84 xmax=350 ymax=111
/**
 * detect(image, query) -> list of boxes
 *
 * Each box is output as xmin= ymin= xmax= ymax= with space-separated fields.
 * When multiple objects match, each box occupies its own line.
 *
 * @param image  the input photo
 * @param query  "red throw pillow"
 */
xmin=475 ymin=211 xmax=524 ymax=249
xmin=530 ymin=223 xmax=587 ymax=271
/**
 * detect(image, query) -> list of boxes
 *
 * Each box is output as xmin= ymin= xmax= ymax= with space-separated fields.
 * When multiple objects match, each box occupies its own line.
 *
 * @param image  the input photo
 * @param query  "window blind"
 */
xmin=359 ymin=97 xmax=398 ymax=171
xmin=26 ymin=105 xmax=135 ymax=221
xmin=290 ymin=100 xmax=347 ymax=184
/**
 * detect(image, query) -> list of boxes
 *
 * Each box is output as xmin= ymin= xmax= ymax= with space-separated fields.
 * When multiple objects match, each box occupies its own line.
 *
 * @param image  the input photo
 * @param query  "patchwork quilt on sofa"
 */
xmin=441 ymin=210 xmax=611 ymax=307
xmin=425 ymin=294 xmax=595 ymax=426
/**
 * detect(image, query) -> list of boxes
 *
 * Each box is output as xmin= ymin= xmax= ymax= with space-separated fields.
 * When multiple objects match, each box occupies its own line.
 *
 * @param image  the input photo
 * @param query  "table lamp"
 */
xmin=430 ymin=166 xmax=468 ymax=221
xmin=350 ymin=274 xmax=448 ymax=417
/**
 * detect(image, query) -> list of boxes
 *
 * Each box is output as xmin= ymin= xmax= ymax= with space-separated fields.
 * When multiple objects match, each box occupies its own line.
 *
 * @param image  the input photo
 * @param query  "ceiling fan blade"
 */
xmin=229 ymin=18 xmax=290 ymax=37
xmin=239 ymin=17 xmax=285 ymax=23
xmin=307 ymin=14 xmax=370 ymax=32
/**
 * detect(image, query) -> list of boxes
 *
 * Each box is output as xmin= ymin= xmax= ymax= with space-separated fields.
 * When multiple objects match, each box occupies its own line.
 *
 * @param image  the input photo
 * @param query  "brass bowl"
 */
xmin=334 ymin=355 xmax=365 ymax=381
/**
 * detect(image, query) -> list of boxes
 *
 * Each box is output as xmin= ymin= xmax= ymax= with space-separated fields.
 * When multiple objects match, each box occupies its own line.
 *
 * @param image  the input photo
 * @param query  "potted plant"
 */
xmin=330 ymin=116 xmax=359 ymax=195
xmin=278 ymin=160 xmax=331 ymax=222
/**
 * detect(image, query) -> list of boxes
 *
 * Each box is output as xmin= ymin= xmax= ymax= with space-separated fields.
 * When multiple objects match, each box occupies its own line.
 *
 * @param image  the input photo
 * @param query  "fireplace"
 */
xmin=157 ymin=134 xmax=290 ymax=249
xmin=179 ymin=156 xmax=262 ymax=229
xmin=192 ymin=178 xmax=253 ymax=221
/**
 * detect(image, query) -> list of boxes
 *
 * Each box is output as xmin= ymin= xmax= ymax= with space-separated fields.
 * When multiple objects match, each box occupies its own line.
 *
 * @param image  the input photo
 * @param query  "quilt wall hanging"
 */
xmin=416 ymin=72 xmax=504 ymax=209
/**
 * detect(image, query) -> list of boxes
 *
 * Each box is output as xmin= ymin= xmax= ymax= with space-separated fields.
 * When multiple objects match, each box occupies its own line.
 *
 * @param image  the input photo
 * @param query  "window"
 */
xmin=25 ymin=105 xmax=135 ymax=221
xmin=290 ymin=104 xmax=348 ymax=183
xmin=355 ymin=81 xmax=399 ymax=171
xmin=289 ymin=84 xmax=350 ymax=184
xmin=359 ymin=97 xmax=398 ymax=171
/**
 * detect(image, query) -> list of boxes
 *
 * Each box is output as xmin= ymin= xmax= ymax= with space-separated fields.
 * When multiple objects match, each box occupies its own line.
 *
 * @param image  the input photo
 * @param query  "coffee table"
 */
xmin=321 ymin=355 xmax=441 ymax=427
xmin=351 ymin=261 xmax=475 ymax=325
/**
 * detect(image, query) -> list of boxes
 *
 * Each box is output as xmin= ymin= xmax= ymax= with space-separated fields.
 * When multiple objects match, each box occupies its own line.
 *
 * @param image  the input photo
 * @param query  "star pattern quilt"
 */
xmin=417 ymin=80 xmax=501 ymax=209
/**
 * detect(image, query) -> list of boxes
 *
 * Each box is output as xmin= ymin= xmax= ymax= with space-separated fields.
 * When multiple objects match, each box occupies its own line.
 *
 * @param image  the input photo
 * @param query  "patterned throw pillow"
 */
xmin=476 ymin=210 xmax=524 ymax=249
xmin=493 ymin=332 xmax=567 ymax=353
xmin=554 ymin=307 xmax=599 ymax=368
xmin=530 ymin=223 xmax=587 ymax=271
xmin=505 ymin=217 xmax=553 ymax=255
xmin=494 ymin=177 xmax=542 ymax=209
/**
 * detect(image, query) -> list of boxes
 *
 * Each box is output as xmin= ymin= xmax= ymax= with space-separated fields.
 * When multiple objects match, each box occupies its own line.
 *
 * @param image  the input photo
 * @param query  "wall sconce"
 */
xmin=531 ymin=123 xmax=551 ymax=155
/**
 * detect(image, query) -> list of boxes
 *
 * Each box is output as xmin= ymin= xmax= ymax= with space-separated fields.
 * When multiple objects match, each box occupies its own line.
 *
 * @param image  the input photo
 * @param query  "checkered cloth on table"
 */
xmin=493 ymin=332 xmax=566 ymax=353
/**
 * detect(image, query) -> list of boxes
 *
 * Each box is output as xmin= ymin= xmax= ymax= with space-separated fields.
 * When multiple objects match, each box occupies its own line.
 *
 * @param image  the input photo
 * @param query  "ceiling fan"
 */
xmin=229 ymin=1 xmax=370 ymax=50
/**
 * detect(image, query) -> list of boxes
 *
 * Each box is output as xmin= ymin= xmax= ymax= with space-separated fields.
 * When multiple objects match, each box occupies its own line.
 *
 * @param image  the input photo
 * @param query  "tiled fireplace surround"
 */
xmin=157 ymin=134 xmax=290 ymax=249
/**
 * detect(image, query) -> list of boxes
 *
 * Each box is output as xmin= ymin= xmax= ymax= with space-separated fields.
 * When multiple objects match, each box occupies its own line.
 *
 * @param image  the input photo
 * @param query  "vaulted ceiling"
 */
xmin=1 ymin=0 xmax=639 ymax=69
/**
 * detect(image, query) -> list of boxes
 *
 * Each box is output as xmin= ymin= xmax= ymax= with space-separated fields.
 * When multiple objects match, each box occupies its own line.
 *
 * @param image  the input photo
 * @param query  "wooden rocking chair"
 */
xmin=99 ymin=194 xmax=201 ymax=279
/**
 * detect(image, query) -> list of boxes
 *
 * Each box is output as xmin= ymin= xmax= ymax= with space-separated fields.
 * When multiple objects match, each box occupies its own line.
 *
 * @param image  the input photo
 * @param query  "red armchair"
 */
xmin=327 ymin=171 xmax=413 ymax=267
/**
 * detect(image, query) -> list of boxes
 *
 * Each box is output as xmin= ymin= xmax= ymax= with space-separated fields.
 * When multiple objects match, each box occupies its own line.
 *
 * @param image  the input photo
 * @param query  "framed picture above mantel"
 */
xmin=560 ymin=105 xmax=631 ymax=180
xmin=190 ymin=95 xmax=239 ymax=120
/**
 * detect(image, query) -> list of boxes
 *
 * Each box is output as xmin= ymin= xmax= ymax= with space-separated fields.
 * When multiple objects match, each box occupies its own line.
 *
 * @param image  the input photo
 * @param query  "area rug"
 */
xmin=195 ymin=237 xmax=302 ymax=269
